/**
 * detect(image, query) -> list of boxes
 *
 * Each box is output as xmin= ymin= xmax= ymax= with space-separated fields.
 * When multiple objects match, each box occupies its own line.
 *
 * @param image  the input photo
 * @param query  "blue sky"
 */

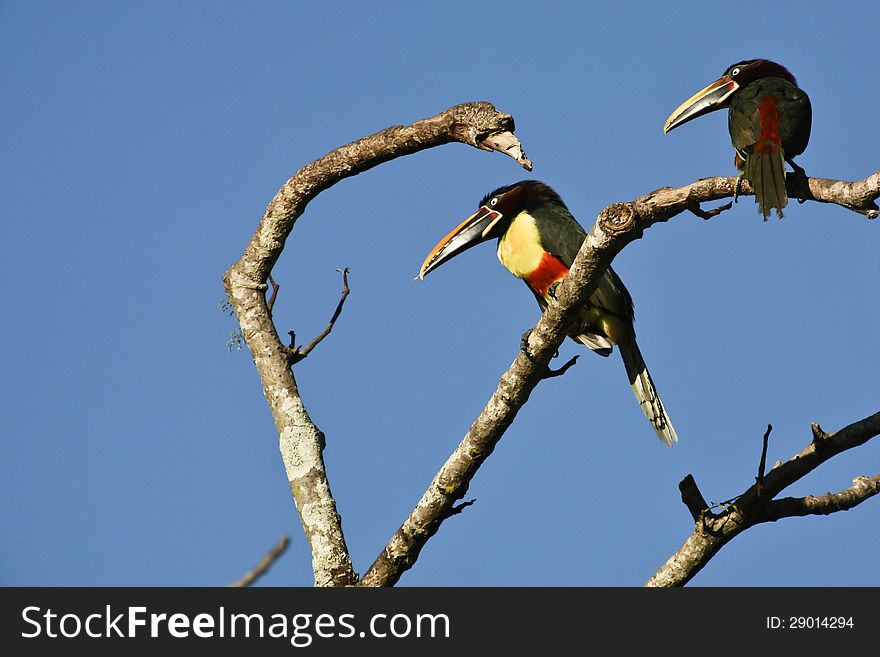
xmin=1 ymin=1 xmax=877 ymax=587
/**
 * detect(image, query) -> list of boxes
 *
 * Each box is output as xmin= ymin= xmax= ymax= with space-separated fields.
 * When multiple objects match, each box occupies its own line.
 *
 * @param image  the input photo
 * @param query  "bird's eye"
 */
xmin=731 ymin=67 xmax=741 ymax=76
xmin=490 ymin=197 xmax=498 ymax=206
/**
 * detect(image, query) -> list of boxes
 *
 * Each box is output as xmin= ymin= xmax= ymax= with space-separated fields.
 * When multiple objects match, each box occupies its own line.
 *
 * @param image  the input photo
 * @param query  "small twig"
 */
xmin=266 ymin=274 xmax=280 ymax=315
xmin=228 ymin=535 xmax=291 ymax=587
xmin=542 ymin=355 xmax=579 ymax=379
xmin=811 ymin=422 xmax=829 ymax=442
xmin=445 ymin=499 xmax=477 ymax=519
xmin=679 ymin=474 xmax=710 ymax=523
xmin=756 ymin=424 xmax=773 ymax=498
xmin=288 ymin=268 xmax=351 ymax=364
xmin=687 ymin=200 xmax=733 ymax=220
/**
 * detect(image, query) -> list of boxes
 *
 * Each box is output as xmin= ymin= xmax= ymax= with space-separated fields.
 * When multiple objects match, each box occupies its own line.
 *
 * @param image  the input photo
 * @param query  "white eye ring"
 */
xmin=490 ymin=198 xmax=498 ymax=206
xmin=731 ymin=67 xmax=740 ymax=76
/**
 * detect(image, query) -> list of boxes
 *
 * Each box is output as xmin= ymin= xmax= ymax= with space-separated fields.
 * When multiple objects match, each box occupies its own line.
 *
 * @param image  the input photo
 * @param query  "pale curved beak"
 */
xmin=664 ymin=76 xmax=739 ymax=134
xmin=418 ymin=206 xmax=502 ymax=279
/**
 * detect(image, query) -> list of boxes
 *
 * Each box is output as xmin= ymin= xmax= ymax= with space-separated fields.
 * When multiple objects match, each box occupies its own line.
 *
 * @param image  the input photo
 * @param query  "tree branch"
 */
xmin=764 ymin=475 xmax=880 ymax=520
xmin=223 ymin=102 xmax=531 ymax=586
xmin=361 ymin=169 xmax=880 ymax=587
xmin=646 ymin=410 xmax=880 ymax=587
xmin=228 ymin=535 xmax=291 ymax=588
xmin=756 ymin=423 xmax=772 ymax=498
xmin=288 ymin=267 xmax=351 ymax=364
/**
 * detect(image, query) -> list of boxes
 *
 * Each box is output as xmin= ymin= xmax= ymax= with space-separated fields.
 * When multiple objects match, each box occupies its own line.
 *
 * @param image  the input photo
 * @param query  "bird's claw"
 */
xmin=733 ymin=172 xmax=744 ymax=204
xmin=520 ymin=329 xmax=536 ymax=361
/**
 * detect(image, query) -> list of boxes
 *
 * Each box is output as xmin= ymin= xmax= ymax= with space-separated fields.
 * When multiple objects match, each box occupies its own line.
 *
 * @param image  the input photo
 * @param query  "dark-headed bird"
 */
xmin=664 ymin=59 xmax=811 ymax=220
xmin=418 ymin=180 xmax=678 ymax=446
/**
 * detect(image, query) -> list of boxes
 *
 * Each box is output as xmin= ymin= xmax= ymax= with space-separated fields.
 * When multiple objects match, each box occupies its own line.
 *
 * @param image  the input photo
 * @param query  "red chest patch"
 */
xmin=754 ymin=94 xmax=782 ymax=154
xmin=526 ymin=252 xmax=569 ymax=299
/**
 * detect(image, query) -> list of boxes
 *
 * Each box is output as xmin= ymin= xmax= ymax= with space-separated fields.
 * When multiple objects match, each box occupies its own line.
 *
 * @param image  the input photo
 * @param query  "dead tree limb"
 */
xmin=223 ymin=102 xmax=531 ymax=586
xmin=646 ymin=410 xmax=880 ymax=587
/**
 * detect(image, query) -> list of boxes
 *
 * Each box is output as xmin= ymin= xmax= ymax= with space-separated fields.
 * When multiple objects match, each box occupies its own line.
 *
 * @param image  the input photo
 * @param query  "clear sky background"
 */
xmin=2 ymin=1 xmax=878 ymax=587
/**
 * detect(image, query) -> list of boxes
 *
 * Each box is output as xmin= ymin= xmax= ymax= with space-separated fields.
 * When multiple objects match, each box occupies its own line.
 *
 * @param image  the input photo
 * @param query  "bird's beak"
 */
xmin=664 ymin=75 xmax=739 ymax=133
xmin=418 ymin=205 xmax=503 ymax=279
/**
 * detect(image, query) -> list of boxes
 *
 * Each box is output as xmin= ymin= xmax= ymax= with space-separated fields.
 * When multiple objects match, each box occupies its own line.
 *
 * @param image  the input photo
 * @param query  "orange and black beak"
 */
xmin=664 ymin=75 xmax=739 ymax=133
xmin=418 ymin=205 xmax=503 ymax=279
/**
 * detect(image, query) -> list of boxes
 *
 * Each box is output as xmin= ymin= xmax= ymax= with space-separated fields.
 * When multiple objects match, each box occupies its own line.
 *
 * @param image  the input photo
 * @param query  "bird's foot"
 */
xmin=733 ymin=172 xmax=745 ymax=204
xmin=520 ymin=329 xmax=558 ymax=361
xmin=520 ymin=329 xmax=536 ymax=361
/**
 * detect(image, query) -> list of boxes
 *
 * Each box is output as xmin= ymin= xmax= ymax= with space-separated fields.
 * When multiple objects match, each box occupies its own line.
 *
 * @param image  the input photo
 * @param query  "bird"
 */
xmin=418 ymin=180 xmax=678 ymax=446
xmin=664 ymin=59 xmax=812 ymax=220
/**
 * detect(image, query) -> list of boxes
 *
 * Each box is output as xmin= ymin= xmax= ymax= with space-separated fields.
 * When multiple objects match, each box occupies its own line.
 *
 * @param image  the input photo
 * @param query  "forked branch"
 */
xmin=646 ymin=411 xmax=880 ymax=587
xmin=223 ymin=102 xmax=531 ymax=586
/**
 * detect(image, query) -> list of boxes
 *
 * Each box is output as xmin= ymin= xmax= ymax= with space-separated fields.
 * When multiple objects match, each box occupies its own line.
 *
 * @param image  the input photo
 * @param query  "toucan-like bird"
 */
xmin=664 ymin=59 xmax=811 ymax=220
xmin=419 ymin=180 xmax=678 ymax=446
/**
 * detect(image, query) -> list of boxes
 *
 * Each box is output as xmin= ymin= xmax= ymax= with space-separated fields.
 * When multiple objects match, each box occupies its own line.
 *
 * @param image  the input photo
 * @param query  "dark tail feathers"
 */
xmin=744 ymin=150 xmax=787 ymax=220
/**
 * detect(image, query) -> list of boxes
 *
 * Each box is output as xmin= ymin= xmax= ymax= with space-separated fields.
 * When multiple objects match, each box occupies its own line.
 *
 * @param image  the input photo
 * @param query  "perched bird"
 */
xmin=419 ymin=180 xmax=678 ymax=446
xmin=664 ymin=59 xmax=812 ymax=220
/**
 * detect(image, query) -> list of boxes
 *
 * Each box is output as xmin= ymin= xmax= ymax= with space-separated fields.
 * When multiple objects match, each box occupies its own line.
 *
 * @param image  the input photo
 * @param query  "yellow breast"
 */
xmin=496 ymin=212 xmax=544 ymax=280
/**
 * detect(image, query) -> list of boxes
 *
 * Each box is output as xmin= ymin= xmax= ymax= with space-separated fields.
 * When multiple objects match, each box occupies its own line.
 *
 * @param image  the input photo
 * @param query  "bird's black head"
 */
xmin=419 ymin=180 xmax=566 ymax=279
xmin=478 ymin=180 xmax=568 ymax=237
xmin=722 ymin=59 xmax=797 ymax=87
xmin=664 ymin=59 xmax=799 ymax=133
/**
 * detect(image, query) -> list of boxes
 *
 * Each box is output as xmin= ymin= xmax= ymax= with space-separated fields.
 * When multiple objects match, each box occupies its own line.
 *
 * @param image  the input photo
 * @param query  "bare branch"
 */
xmin=788 ymin=172 xmax=880 ymax=218
xmin=646 ymin=410 xmax=880 ymax=587
xmin=266 ymin=274 xmax=280 ymax=315
xmin=628 ymin=172 xmax=880 ymax=229
xmin=756 ymin=423 xmax=773 ymax=498
xmin=542 ymin=355 xmax=579 ymax=379
xmin=679 ymin=474 xmax=710 ymax=523
xmin=288 ymin=268 xmax=351 ymax=365
xmin=446 ymin=499 xmax=478 ymax=519
xmin=228 ymin=536 xmax=291 ymax=588
xmin=765 ymin=475 xmax=880 ymax=520
xmin=687 ymin=200 xmax=733 ymax=220
xmin=223 ymin=102 xmax=531 ymax=586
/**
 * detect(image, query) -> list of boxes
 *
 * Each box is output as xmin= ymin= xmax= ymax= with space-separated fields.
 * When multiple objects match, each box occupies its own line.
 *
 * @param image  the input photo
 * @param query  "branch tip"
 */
xmin=228 ymin=535 xmax=291 ymax=588
xmin=478 ymin=130 xmax=533 ymax=171
xmin=811 ymin=422 xmax=829 ymax=442
xmin=679 ymin=474 xmax=710 ymax=522
xmin=542 ymin=355 xmax=579 ymax=379
xmin=756 ymin=423 xmax=773 ymax=498
xmin=266 ymin=274 xmax=280 ymax=314
xmin=288 ymin=267 xmax=352 ymax=365
xmin=447 ymin=499 xmax=478 ymax=518
xmin=687 ymin=200 xmax=734 ymax=220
